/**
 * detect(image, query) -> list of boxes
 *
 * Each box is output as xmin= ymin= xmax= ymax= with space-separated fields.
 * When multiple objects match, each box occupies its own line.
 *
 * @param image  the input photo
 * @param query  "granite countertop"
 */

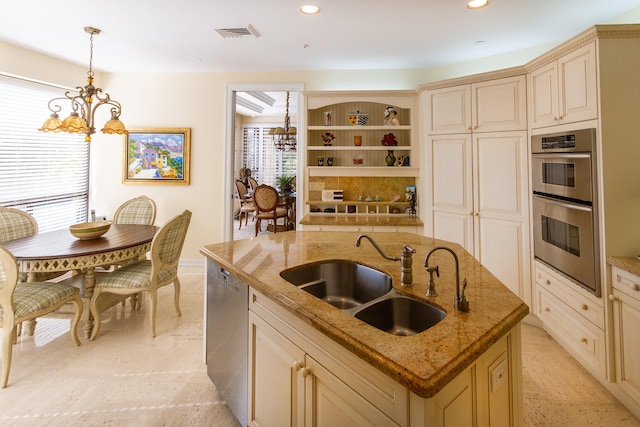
xmin=200 ymin=231 xmax=528 ymax=398
xmin=608 ymin=255 xmax=640 ymax=276
xmin=300 ymin=214 xmax=423 ymax=227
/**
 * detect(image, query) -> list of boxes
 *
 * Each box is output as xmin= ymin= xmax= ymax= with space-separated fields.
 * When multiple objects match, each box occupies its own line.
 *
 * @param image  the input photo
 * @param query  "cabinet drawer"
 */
xmin=611 ymin=266 xmax=640 ymax=303
xmin=535 ymin=285 xmax=606 ymax=376
xmin=535 ymin=262 xmax=604 ymax=329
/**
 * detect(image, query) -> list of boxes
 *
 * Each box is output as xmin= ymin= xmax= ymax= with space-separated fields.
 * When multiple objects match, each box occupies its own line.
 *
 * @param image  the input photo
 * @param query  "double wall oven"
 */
xmin=531 ymin=128 xmax=601 ymax=297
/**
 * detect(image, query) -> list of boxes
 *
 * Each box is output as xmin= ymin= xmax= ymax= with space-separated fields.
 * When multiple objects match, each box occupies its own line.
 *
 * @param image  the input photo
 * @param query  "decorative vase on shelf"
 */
xmin=385 ymin=150 xmax=396 ymax=167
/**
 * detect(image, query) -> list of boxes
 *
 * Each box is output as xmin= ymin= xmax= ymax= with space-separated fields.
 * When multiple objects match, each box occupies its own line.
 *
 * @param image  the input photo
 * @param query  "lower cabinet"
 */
xmin=249 ymin=288 xmax=523 ymax=427
xmin=609 ymin=266 xmax=640 ymax=418
xmin=534 ymin=261 xmax=606 ymax=377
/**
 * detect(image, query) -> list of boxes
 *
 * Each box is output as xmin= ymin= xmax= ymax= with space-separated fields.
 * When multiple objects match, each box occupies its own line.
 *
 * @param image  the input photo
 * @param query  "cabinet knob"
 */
xmin=581 ymin=304 xmax=588 ymax=311
xmin=545 ymin=279 xmax=551 ymax=285
xmin=293 ymin=361 xmax=304 ymax=371
xmin=300 ymin=368 xmax=311 ymax=378
xmin=580 ymin=337 xmax=588 ymax=344
xmin=608 ymin=294 xmax=617 ymax=302
xmin=633 ymin=284 xmax=640 ymax=291
xmin=544 ymin=307 xmax=550 ymax=312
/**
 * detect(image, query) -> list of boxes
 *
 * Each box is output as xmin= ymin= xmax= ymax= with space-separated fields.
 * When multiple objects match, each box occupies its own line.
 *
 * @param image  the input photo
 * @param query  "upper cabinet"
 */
xmin=304 ymin=91 xmax=418 ymax=177
xmin=528 ymin=42 xmax=598 ymax=129
xmin=426 ymin=75 xmax=527 ymax=134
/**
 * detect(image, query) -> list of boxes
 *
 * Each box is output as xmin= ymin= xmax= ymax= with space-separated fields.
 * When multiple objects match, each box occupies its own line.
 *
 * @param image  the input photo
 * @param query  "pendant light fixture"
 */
xmin=39 ymin=27 xmax=126 ymax=142
xmin=270 ymin=91 xmax=297 ymax=151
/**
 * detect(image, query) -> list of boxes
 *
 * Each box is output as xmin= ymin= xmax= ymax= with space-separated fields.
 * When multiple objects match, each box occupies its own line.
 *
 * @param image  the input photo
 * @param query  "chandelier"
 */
xmin=270 ymin=91 xmax=297 ymax=151
xmin=39 ymin=27 xmax=126 ymax=142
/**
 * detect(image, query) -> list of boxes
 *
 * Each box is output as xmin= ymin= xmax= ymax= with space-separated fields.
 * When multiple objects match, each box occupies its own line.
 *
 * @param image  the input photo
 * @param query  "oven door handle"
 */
xmin=531 ymin=153 xmax=591 ymax=159
xmin=533 ymin=194 xmax=593 ymax=212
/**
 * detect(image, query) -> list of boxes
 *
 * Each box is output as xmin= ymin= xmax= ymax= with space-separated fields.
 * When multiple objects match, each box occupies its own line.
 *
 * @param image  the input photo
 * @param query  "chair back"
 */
xmin=150 ymin=210 xmax=192 ymax=271
xmin=0 ymin=207 xmax=38 ymax=244
xmin=248 ymin=177 xmax=259 ymax=193
xmin=0 ymin=246 xmax=19 ymax=315
xmin=113 ymin=196 xmax=157 ymax=225
xmin=252 ymin=185 xmax=280 ymax=213
xmin=235 ymin=180 xmax=250 ymax=202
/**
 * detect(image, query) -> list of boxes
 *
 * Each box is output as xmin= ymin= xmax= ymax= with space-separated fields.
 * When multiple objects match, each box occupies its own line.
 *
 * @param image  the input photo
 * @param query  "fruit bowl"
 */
xmin=69 ymin=221 xmax=112 ymax=240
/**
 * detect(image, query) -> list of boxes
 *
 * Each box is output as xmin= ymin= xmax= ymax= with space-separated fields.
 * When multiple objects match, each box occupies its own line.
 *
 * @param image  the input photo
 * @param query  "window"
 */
xmin=240 ymin=125 xmax=297 ymax=188
xmin=0 ymin=75 xmax=88 ymax=232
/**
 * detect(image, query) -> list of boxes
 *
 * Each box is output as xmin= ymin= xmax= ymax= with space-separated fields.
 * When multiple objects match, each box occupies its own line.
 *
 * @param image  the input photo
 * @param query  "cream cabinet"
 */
xmin=426 ymin=131 xmax=530 ymax=300
xmin=249 ymin=288 xmax=523 ymax=427
xmin=426 ymin=75 xmax=527 ymax=134
xmin=609 ymin=266 xmax=640 ymax=418
xmin=528 ymin=42 xmax=598 ymax=129
xmin=534 ymin=261 xmax=606 ymax=377
xmin=249 ymin=288 xmax=407 ymax=427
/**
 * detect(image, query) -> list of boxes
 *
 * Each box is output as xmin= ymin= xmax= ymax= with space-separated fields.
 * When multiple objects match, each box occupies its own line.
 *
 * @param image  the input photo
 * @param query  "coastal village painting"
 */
xmin=124 ymin=128 xmax=190 ymax=185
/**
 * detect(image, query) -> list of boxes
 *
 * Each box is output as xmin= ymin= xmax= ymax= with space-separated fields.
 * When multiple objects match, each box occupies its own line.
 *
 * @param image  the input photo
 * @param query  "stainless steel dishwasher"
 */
xmin=206 ymin=259 xmax=248 ymax=426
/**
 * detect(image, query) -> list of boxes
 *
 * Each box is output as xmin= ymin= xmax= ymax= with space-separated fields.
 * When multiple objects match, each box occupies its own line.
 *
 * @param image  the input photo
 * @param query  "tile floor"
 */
xmin=1 ymin=264 xmax=639 ymax=426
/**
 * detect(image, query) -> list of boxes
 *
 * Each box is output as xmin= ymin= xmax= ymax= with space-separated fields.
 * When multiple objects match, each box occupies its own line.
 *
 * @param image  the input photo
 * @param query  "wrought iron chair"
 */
xmin=235 ymin=180 xmax=255 ymax=230
xmin=89 ymin=210 xmax=192 ymax=339
xmin=252 ymin=185 xmax=288 ymax=237
xmin=113 ymin=195 xmax=157 ymax=225
xmin=0 ymin=246 xmax=82 ymax=387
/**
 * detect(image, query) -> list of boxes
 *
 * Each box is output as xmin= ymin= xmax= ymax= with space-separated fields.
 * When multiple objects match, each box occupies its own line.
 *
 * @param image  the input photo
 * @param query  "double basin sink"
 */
xmin=280 ymin=260 xmax=446 ymax=336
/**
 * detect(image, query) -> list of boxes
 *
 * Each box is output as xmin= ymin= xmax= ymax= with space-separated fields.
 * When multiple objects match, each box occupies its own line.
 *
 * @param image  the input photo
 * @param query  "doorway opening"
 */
xmin=224 ymin=83 xmax=304 ymax=241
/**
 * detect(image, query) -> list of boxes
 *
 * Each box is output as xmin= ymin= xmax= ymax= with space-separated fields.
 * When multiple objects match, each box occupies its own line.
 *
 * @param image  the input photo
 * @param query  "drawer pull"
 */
xmin=609 ymin=294 xmax=617 ymax=302
xmin=545 ymin=280 xmax=551 ymax=285
xmin=544 ymin=307 xmax=550 ymax=312
xmin=634 ymin=284 xmax=640 ymax=291
xmin=294 ymin=361 xmax=304 ymax=371
xmin=300 ymin=368 xmax=311 ymax=378
xmin=581 ymin=304 xmax=588 ymax=311
xmin=580 ymin=337 xmax=588 ymax=344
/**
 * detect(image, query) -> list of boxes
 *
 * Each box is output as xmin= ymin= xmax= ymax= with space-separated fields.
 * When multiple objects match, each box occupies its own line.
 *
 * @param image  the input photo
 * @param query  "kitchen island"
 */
xmin=201 ymin=231 xmax=529 ymax=426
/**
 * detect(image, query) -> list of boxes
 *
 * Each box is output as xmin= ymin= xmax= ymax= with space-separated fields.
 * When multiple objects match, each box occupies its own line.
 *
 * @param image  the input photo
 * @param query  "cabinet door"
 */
xmin=472 ymin=76 xmax=527 ymax=132
xmin=429 ymin=134 xmax=474 ymax=253
xmin=474 ymin=132 xmax=530 ymax=299
xmin=427 ymin=85 xmax=472 ymax=134
xmin=558 ymin=43 xmax=598 ymax=125
xmin=304 ymin=356 xmax=399 ymax=427
xmin=529 ymin=61 xmax=558 ymax=128
xmin=249 ymin=312 xmax=305 ymax=427
xmin=611 ymin=288 xmax=640 ymax=404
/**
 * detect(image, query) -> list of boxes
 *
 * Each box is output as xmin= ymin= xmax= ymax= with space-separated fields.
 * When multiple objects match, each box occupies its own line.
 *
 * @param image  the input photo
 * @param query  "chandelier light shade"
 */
xmin=39 ymin=27 xmax=126 ymax=142
xmin=270 ymin=91 xmax=297 ymax=151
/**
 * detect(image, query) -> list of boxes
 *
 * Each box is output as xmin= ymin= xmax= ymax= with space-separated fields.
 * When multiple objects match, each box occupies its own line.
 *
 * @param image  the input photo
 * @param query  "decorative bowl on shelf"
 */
xmin=69 ymin=221 xmax=112 ymax=240
xmin=347 ymin=112 xmax=369 ymax=126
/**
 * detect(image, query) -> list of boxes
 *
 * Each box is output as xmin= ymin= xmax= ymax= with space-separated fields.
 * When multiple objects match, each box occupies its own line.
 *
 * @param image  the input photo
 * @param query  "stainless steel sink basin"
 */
xmin=280 ymin=260 xmax=392 ymax=309
xmin=354 ymin=295 xmax=446 ymax=336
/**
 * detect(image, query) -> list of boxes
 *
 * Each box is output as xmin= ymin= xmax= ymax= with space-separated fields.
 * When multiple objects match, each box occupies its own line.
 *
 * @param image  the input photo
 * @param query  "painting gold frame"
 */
xmin=123 ymin=127 xmax=191 ymax=185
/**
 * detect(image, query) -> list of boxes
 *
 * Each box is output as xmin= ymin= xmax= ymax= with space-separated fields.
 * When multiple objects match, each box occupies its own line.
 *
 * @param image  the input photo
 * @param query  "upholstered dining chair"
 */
xmin=113 ymin=195 xmax=157 ymax=225
xmin=235 ymin=180 xmax=255 ymax=230
xmin=89 ymin=209 xmax=192 ymax=340
xmin=0 ymin=207 xmax=66 ymax=278
xmin=0 ymin=246 xmax=82 ymax=388
xmin=252 ymin=185 xmax=288 ymax=237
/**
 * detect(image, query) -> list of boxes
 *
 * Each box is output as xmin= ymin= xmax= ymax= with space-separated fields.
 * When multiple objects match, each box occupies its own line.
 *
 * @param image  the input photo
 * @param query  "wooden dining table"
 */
xmin=3 ymin=223 xmax=158 ymax=337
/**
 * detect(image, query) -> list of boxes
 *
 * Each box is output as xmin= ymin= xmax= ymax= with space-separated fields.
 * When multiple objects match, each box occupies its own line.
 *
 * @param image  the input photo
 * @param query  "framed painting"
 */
xmin=123 ymin=128 xmax=191 ymax=185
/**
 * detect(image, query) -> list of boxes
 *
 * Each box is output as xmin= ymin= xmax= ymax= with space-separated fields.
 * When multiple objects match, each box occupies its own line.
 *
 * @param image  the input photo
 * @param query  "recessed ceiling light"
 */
xmin=467 ymin=0 xmax=489 ymax=10
xmin=300 ymin=5 xmax=320 ymax=15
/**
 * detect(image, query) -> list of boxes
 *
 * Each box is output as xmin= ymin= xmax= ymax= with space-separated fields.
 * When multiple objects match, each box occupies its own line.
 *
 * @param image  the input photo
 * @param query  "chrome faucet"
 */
xmin=424 ymin=246 xmax=470 ymax=312
xmin=354 ymin=234 xmax=416 ymax=286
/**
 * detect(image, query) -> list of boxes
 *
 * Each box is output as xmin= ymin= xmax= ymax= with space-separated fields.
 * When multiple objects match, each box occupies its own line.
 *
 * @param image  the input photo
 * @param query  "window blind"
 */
xmin=240 ymin=125 xmax=297 ymax=188
xmin=0 ymin=75 xmax=89 ymax=232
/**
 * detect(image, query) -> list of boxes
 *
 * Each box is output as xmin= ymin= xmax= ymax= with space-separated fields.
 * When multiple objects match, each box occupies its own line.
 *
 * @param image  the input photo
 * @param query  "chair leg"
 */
xmin=149 ymin=291 xmax=158 ymax=338
xmin=70 ymin=293 xmax=83 ymax=346
xmin=2 ymin=322 xmax=16 ymax=388
xmin=255 ymin=218 xmax=260 ymax=237
xmin=174 ymin=278 xmax=182 ymax=317
xmin=238 ymin=212 xmax=243 ymax=230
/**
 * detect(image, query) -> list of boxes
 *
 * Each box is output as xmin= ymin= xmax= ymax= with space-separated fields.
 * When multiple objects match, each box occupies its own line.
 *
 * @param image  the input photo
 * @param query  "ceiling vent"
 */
xmin=215 ymin=25 xmax=260 ymax=39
